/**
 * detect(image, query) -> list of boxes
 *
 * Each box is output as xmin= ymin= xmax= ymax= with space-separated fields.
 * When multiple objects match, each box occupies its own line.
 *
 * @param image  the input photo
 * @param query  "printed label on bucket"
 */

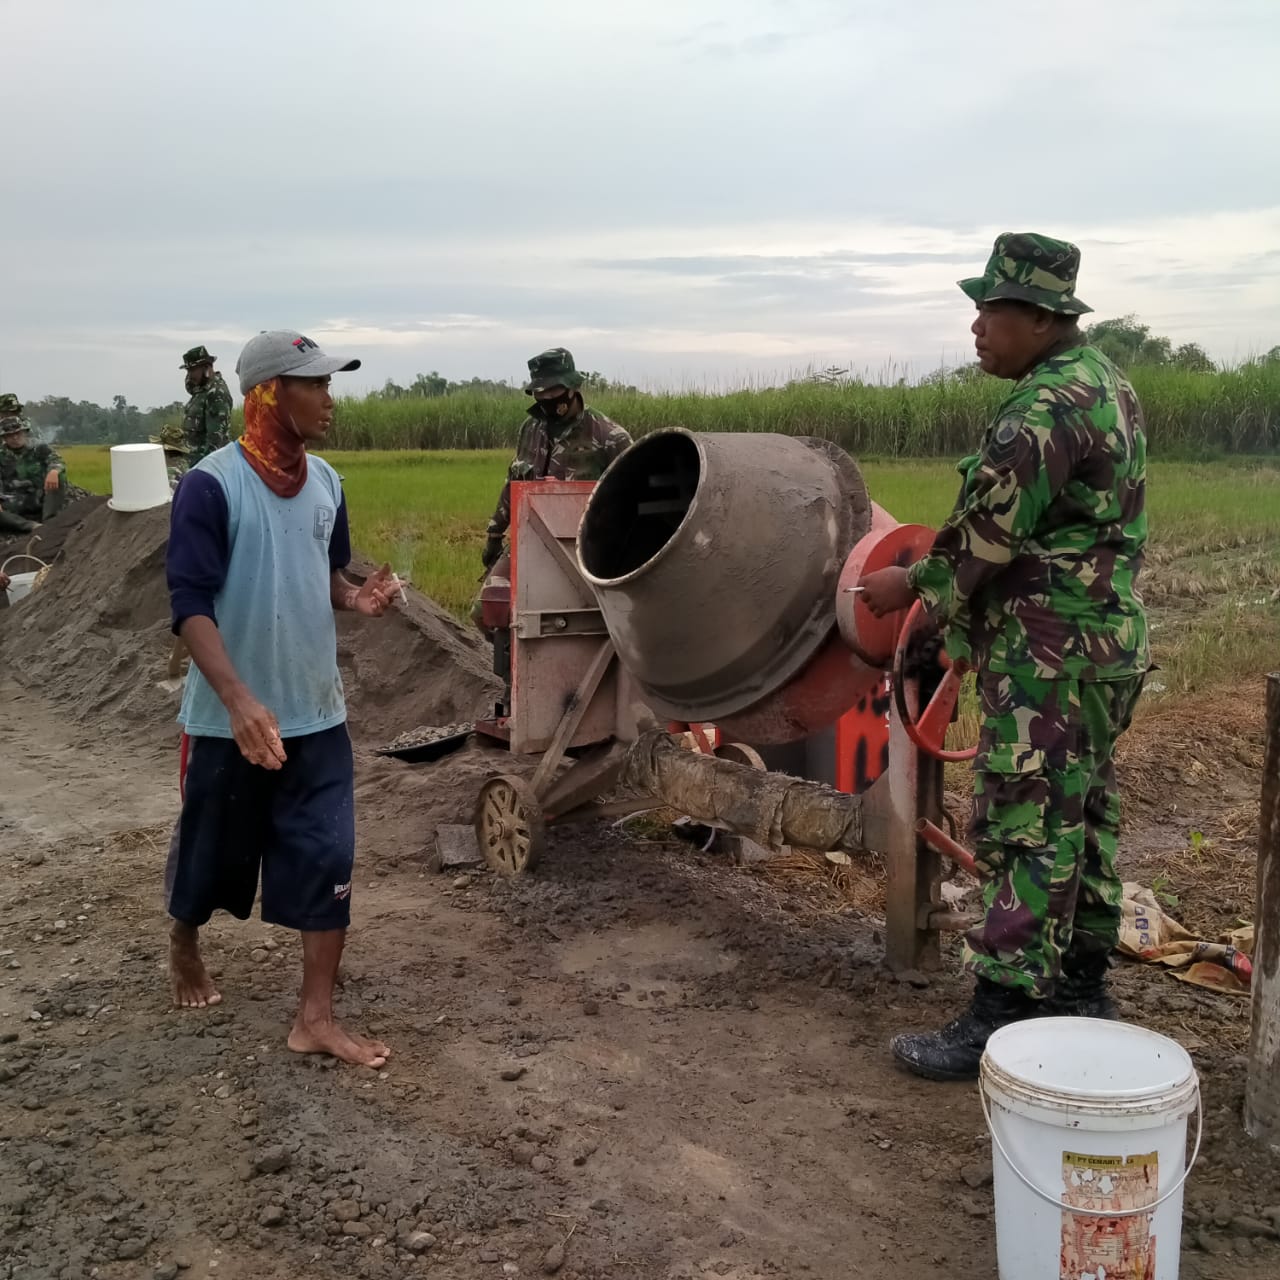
xmin=1060 ymin=1150 xmax=1157 ymax=1280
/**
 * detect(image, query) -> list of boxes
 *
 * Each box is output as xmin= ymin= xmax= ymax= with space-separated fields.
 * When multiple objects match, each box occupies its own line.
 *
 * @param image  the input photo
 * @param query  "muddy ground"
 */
xmin=3 ymin=505 xmax=1280 ymax=1279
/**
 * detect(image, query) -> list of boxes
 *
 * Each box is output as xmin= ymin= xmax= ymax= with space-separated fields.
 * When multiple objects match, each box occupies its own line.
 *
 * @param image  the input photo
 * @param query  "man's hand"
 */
xmin=481 ymin=535 xmax=504 ymax=572
xmin=858 ymin=566 xmax=916 ymax=618
xmin=44 ymin=469 xmax=60 ymax=493
xmin=0 ymin=571 xmax=9 ymax=591
xmin=226 ymin=691 xmax=287 ymax=770
xmin=352 ymin=562 xmax=401 ymax=617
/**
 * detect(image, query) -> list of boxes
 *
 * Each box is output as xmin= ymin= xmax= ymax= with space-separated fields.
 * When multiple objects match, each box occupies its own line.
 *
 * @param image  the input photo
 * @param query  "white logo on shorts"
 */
xmin=334 ymin=881 xmax=352 ymax=901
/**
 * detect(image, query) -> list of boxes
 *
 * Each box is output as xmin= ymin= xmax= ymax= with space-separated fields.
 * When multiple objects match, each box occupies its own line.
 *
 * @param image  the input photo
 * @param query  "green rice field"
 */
xmin=62 ymin=446 xmax=1280 ymax=705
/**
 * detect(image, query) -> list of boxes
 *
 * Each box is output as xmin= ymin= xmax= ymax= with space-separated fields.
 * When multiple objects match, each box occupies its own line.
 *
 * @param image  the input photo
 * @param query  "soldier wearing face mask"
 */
xmin=474 ymin=348 xmax=631 ymax=628
xmin=180 ymin=345 xmax=234 ymax=463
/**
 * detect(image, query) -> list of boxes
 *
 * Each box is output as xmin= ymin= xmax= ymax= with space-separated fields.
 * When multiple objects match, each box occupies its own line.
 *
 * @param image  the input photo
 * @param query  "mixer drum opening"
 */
xmin=578 ymin=429 xmax=700 ymax=582
xmin=575 ymin=429 xmax=872 ymax=725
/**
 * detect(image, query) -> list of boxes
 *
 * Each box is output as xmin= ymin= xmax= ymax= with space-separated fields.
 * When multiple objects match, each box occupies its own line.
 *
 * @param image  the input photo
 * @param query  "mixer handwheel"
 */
xmin=475 ymin=774 xmax=545 ymax=876
xmin=892 ymin=600 xmax=979 ymax=763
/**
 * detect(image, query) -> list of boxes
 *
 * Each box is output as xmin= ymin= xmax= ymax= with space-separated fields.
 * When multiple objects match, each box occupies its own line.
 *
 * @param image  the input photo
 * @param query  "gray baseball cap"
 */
xmin=235 ymin=330 xmax=362 ymax=395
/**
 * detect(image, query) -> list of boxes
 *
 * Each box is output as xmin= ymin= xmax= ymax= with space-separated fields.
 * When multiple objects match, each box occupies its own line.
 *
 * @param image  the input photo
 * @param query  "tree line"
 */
xmin=22 ymin=394 xmax=185 ymax=446
xmin=373 ymin=369 xmax=638 ymax=400
xmin=18 ymin=317 xmax=1278 ymax=444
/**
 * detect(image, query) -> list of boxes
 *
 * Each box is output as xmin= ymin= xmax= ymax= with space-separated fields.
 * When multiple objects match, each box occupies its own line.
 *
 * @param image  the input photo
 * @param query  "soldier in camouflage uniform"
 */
xmin=180 ymin=345 xmax=234 ymax=462
xmin=0 ymin=394 xmax=69 ymax=530
xmin=472 ymin=348 xmax=632 ymax=630
xmin=860 ymin=234 xmax=1149 ymax=1081
xmin=150 ymin=422 xmax=193 ymax=491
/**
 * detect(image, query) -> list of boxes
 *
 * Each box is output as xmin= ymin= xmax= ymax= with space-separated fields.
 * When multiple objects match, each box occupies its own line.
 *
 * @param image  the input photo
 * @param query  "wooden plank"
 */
xmin=1246 ymin=671 xmax=1280 ymax=1149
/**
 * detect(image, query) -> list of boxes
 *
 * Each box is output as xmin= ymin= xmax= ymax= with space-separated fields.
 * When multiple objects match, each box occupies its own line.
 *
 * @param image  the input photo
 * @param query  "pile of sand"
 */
xmin=0 ymin=503 xmax=500 ymax=746
xmin=0 ymin=495 xmax=108 ymax=571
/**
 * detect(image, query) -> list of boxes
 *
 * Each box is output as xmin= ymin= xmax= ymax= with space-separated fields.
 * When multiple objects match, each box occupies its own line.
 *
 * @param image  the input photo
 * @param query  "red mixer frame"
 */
xmin=460 ymin=464 xmax=979 ymax=974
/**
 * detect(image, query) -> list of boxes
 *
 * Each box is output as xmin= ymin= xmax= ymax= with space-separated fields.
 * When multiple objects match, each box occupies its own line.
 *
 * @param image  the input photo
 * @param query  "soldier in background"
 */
xmin=473 ymin=347 xmax=631 ymax=630
xmin=0 ymin=394 xmax=67 ymax=527
xmin=860 ymin=233 xmax=1150 ymax=1082
xmin=151 ymin=422 xmax=193 ymax=491
xmin=180 ymin=345 xmax=234 ymax=462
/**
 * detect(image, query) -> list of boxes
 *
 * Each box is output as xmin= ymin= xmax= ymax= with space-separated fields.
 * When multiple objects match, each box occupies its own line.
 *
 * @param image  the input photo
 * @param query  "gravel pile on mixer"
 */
xmin=382 ymin=722 xmax=475 ymax=752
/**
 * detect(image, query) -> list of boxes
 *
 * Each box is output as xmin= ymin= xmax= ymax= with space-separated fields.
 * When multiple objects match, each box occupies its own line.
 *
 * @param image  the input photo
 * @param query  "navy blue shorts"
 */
xmin=165 ymin=724 xmax=355 ymax=932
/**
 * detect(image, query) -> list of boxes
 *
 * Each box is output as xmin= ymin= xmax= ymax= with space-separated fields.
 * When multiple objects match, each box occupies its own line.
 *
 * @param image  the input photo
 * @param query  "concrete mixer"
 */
xmin=445 ymin=429 xmax=980 ymax=972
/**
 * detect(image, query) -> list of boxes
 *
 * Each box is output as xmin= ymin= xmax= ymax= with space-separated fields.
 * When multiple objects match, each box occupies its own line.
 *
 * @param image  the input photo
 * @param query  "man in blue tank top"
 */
xmin=165 ymin=330 xmax=401 ymax=1069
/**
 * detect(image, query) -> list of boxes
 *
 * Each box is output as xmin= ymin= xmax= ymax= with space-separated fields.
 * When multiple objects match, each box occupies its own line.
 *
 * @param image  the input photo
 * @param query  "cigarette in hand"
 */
xmin=842 ymin=586 xmax=865 ymax=594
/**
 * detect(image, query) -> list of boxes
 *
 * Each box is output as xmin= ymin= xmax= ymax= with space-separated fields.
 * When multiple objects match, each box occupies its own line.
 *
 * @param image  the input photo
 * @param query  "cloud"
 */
xmin=1 ymin=0 xmax=1278 ymax=404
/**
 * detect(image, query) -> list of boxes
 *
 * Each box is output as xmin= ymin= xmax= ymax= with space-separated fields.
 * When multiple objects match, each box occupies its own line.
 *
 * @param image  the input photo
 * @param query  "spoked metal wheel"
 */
xmin=475 ymin=774 xmax=546 ymax=876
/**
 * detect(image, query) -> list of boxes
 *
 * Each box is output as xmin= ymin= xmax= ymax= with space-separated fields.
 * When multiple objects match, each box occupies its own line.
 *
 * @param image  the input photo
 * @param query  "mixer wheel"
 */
xmin=475 ymin=774 xmax=546 ymax=876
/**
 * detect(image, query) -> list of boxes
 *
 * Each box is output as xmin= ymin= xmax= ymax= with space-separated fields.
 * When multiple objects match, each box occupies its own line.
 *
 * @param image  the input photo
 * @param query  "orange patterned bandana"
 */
xmin=239 ymin=379 xmax=307 ymax=498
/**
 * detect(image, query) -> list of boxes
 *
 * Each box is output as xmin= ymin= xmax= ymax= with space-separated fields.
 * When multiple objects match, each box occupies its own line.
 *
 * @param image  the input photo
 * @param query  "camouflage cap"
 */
xmin=959 ymin=232 xmax=1093 ymax=316
xmin=149 ymin=423 xmax=191 ymax=454
xmin=1 ymin=416 xmax=28 ymax=437
xmin=0 ymin=393 xmax=22 ymax=415
xmin=523 ymin=347 xmax=584 ymax=394
xmin=180 ymin=344 xmax=217 ymax=369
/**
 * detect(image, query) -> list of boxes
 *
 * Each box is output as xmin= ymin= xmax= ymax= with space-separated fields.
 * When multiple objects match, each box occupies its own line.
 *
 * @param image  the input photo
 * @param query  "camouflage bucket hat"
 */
xmin=1 ymin=416 xmax=28 ymax=437
xmin=523 ymin=347 xmax=584 ymax=394
xmin=180 ymin=344 xmax=217 ymax=369
xmin=0 ymin=393 xmax=23 ymax=415
xmin=959 ymin=232 xmax=1093 ymax=316
xmin=150 ymin=424 xmax=191 ymax=454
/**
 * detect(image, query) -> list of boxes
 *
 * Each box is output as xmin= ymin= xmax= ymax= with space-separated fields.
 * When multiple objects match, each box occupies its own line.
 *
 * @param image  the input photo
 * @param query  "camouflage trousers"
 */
xmin=963 ymin=668 xmax=1145 ymax=997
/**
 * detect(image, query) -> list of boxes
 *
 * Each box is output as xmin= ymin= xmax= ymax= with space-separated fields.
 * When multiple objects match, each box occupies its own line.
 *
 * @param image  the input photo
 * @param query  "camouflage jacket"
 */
xmin=0 ymin=433 xmax=66 ymax=522
xmin=907 ymin=341 xmax=1149 ymax=682
xmin=486 ymin=406 xmax=632 ymax=538
xmin=183 ymin=372 xmax=233 ymax=462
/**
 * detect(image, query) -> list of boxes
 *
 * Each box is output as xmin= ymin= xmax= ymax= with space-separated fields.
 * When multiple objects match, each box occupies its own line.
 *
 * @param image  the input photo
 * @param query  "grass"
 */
xmin=323 ymin=359 xmax=1280 ymax=456
xmin=63 ymin=447 xmax=1280 ymax=705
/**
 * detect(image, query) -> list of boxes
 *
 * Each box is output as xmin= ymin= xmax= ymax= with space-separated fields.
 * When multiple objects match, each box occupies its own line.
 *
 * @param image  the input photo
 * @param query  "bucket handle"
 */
xmin=979 ymin=1083 xmax=1202 ymax=1219
xmin=1 ymin=554 xmax=50 ymax=574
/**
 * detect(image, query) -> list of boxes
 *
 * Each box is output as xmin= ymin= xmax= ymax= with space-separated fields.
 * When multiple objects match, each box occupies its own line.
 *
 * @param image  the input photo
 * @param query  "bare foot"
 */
xmin=169 ymin=925 xmax=222 ymax=1009
xmin=288 ymin=1016 xmax=390 ymax=1067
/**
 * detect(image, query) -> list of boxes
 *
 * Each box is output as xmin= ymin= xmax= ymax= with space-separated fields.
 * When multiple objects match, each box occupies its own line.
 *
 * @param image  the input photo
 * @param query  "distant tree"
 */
xmin=920 ymin=362 xmax=984 ymax=387
xmin=1171 ymin=342 xmax=1216 ymax=373
xmin=381 ymin=378 xmax=406 ymax=399
xmin=581 ymin=370 xmax=639 ymax=394
xmin=21 ymin=395 xmax=184 ymax=445
xmin=449 ymin=376 xmax=517 ymax=395
xmin=1084 ymin=315 xmax=1176 ymax=368
xmin=409 ymin=371 xmax=448 ymax=398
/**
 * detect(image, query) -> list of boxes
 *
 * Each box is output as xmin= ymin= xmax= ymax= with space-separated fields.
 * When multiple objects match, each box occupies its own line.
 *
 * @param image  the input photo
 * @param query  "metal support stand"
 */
xmin=883 ymin=691 xmax=946 ymax=972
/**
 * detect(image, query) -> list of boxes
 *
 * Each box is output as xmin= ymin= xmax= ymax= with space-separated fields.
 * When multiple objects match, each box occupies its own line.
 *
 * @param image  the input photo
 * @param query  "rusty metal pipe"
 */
xmin=925 ymin=910 xmax=981 ymax=932
xmin=621 ymin=731 xmax=865 ymax=856
xmin=915 ymin=818 xmax=979 ymax=876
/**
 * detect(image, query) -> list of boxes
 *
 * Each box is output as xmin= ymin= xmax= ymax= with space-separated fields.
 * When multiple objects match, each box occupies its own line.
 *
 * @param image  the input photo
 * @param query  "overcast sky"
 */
xmin=2 ymin=0 xmax=1278 ymax=407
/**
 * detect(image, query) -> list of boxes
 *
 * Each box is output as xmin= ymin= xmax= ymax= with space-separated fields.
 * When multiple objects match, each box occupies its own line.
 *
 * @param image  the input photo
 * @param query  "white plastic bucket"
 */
xmin=981 ymin=1018 xmax=1200 ymax=1280
xmin=108 ymin=443 xmax=171 ymax=511
xmin=4 ymin=570 xmax=38 ymax=603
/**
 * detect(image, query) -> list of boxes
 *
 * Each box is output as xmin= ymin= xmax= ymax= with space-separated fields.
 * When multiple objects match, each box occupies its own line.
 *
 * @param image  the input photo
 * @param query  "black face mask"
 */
xmin=533 ymin=393 xmax=572 ymax=422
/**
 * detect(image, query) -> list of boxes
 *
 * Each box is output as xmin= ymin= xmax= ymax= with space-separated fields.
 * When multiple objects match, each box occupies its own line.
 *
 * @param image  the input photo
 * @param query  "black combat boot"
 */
xmin=890 ymin=978 xmax=1038 ymax=1082
xmin=1043 ymin=951 xmax=1119 ymax=1020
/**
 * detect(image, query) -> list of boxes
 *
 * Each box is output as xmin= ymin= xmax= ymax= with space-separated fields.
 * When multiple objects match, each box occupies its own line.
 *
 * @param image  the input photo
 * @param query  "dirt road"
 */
xmin=3 ymin=673 xmax=1280 ymax=1280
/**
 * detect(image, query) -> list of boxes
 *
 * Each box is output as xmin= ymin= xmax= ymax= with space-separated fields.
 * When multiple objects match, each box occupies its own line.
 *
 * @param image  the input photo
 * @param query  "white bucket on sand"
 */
xmin=980 ymin=1017 xmax=1199 ymax=1280
xmin=108 ymin=443 xmax=171 ymax=511
xmin=4 ymin=570 xmax=38 ymax=603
